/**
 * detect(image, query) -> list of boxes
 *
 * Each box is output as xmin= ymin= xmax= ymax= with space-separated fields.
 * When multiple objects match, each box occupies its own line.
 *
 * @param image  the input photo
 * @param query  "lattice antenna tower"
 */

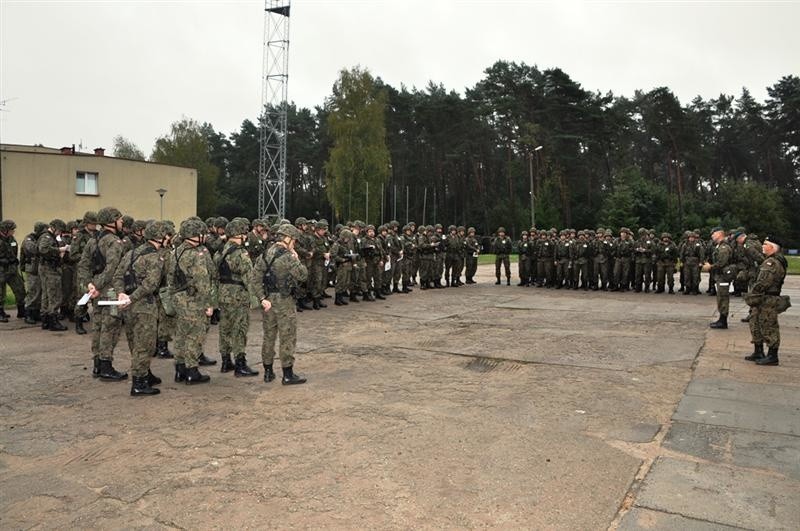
xmin=258 ymin=0 xmax=291 ymax=222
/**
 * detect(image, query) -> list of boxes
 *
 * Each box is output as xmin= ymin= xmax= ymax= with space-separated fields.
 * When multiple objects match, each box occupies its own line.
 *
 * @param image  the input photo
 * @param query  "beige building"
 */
xmin=0 ymin=144 xmax=197 ymax=234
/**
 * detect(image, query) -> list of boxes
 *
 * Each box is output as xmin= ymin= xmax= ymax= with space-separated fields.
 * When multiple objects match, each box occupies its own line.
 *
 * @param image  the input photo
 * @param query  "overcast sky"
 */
xmin=1 ymin=0 xmax=798 ymax=155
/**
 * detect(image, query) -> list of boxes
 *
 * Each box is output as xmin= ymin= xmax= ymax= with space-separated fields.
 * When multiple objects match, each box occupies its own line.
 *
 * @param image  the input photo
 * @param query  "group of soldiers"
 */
xmin=0 ymin=213 xmax=789 ymax=384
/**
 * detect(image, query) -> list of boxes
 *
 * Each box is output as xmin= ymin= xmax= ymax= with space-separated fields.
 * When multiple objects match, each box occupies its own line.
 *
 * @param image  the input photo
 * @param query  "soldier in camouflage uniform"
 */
xmin=492 ymin=227 xmax=512 ymax=286
xmin=22 ymin=222 xmax=46 ymax=324
xmin=0 ymin=220 xmax=26 ymax=321
xmin=71 ymin=211 xmax=97 ymax=334
xmin=735 ymin=230 xmax=765 ymax=323
xmin=252 ymin=224 xmax=308 ymax=385
xmin=245 ymin=219 xmax=269 ymax=261
xmin=655 ymin=233 xmax=678 ymax=294
xmin=385 ymin=222 xmax=403 ymax=293
xmin=554 ymin=231 xmax=571 ymax=289
xmin=454 ymin=226 xmax=467 ymax=286
xmin=292 ymin=217 xmax=314 ymax=311
xmin=309 ymin=220 xmax=331 ymax=309
xmin=464 ymin=227 xmax=480 ymax=284
xmin=417 ymin=225 xmax=436 ymax=289
xmin=361 ymin=225 xmax=384 ymax=301
xmin=680 ymin=231 xmax=704 ymax=295
xmin=400 ymin=225 xmax=416 ymax=292
xmin=114 ymin=221 xmax=169 ymax=396
xmin=743 ymin=235 xmax=787 ymax=366
xmin=77 ymin=207 xmax=128 ymax=381
xmin=38 ymin=219 xmax=68 ymax=331
xmin=60 ymin=220 xmax=80 ymax=322
xmin=517 ymin=231 xmax=531 ymax=286
xmin=331 ymin=228 xmax=356 ymax=305
xmin=170 ymin=219 xmax=214 ymax=384
xmin=613 ymin=228 xmax=634 ymax=291
xmin=593 ymin=229 xmax=613 ymax=291
xmin=633 ymin=227 xmax=655 ymax=293
xmin=536 ymin=231 xmax=555 ymax=288
xmin=708 ymin=227 xmax=735 ymax=329
xmin=574 ymin=230 xmax=592 ymax=290
xmin=214 ymin=219 xmax=260 ymax=377
xmin=443 ymin=225 xmax=461 ymax=287
xmin=432 ymin=224 xmax=446 ymax=287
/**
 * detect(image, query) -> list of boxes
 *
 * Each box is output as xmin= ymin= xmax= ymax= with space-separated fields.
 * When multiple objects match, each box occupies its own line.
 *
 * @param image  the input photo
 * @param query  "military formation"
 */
xmin=0 ymin=215 xmax=790 ymax=386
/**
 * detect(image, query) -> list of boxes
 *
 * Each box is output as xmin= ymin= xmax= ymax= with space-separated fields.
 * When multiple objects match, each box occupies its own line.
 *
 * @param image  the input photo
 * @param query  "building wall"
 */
xmin=0 ymin=148 xmax=197 ymax=236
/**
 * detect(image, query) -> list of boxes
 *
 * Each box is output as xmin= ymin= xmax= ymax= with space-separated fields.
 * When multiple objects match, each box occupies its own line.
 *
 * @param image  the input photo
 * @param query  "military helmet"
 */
xmin=426 ymin=225 xmax=434 ymax=232
xmin=315 ymin=220 xmax=329 ymax=230
xmin=212 ymin=217 xmax=228 ymax=229
xmin=224 ymin=220 xmax=246 ymax=238
xmin=132 ymin=219 xmax=147 ymax=232
xmin=144 ymin=221 xmax=168 ymax=241
xmin=83 ymin=211 xmax=98 ymax=224
xmin=66 ymin=220 xmax=78 ymax=232
xmin=295 ymin=216 xmax=308 ymax=226
xmin=0 ymin=219 xmax=16 ymax=232
xmin=339 ymin=228 xmax=353 ymax=240
xmin=378 ymin=224 xmax=388 ymax=232
xmin=637 ymin=227 xmax=647 ymax=235
xmin=661 ymin=232 xmax=672 ymax=240
xmin=49 ymin=218 xmax=66 ymax=232
xmin=389 ymin=220 xmax=399 ymax=228
xmin=409 ymin=221 xmax=416 ymax=227
xmin=354 ymin=220 xmax=365 ymax=229
xmin=97 ymin=207 xmax=122 ymax=225
xmin=179 ymin=219 xmax=206 ymax=239
xmin=468 ymin=227 xmax=475 ymax=234
xmin=121 ymin=215 xmax=134 ymax=229
xmin=252 ymin=218 xmax=265 ymax=228
xmin=34 ymin=221 xmax=47 ymax=235
xmin=366 ymin=224 xmax=376 ymax=232
xmin=497 ymin=227 xmax=506 ymax=234
xmin=448 ymin=225 xmax=457 ymax=232
xmin=457 ymin=226 xmax=465 ymax=232
xmin=521 ymin=230 xmax=528 ymax=236
xmin=276 ymin=223 xmax=301 ymax=239
xmin=604 ymin=229 xmax=613 ymax=237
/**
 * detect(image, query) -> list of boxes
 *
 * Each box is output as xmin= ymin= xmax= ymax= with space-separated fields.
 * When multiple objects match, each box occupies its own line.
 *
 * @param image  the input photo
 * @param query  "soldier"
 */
xmin=331 ymin=228 xmax=356 ymax=305
xmin=293 ymin=217 xmax=314 ymax=311
xmin=22 ymin=222 xmax=47 ymax=324
xmin=454 ymin=226 xmax=467 ymax=286
xmin=215 ymin=219 xmax=260 ymax=377
xmin=38 ymin=219 xmax=69 ymax=331
xmin=252 ymin=223 xmax=308 ymax=385
xmin=464 ymin=227 xmax=480 ymax=284
xmin=555 ymin=231 xmax=571 ymax=289
xmin=592 ymin=229 xmax=613 ymax=291
xmin=516 ymin=231 xmax=531 ymax=286
xmin=743 ymin=235 xmax=788 ymax=366
xmin=71 ymin=212 xmax=97 ymax=335
xmin=400 ymin=225 xmax=416 ymax=292
xmin=386 ymin=222 xmax=403 ymax=294
xmin=78 ymin=207 xmax=128 ymax=380
xmin=0 ymin=220 xmax=26 ymax=321
xmin=409 ymin=221 xmax=420 ymax=286
xmin=154 ymin=221 xmax=176 ymax=359
xmin=613 ymin=228 xmax=634 ymax=291
xmin=114 ymin=221 xmax=169 ymax=396
xmin=739 ymin=232 xmax=765 ymax=323
xmin=361 ymin=224 xmax=384 ymax=301
xmin=350 ymin=221 xmax=368 ymax=299
xmin=245 ymin=219 xmax=269 ymax=261
xmin=707 ymin=227 xmax=735 ymax=329
xmin=170 ymin=219 xmax=214 ymax=384
xmin=633 ymin=227 xmax=655 ymax=293
xmin=418 ymin=225 xmax=436 ymax=290
xmin=444 ymin=225 xmax=460 ymax=287
xmin=536 ymin=231 xmax=555 ymax=288
xmin=60 ymin=220 xmax=80 ymax=322
xmin=433 ymin=224 xmax=446 ymax=287
xmin=492 ymin=227 xmax=512 ymax=285
xmin=309 ymin=220 xmax=331 ymax=309
xmin=574 ymin=230 xmax=592 ymax=290
xmin=655 ymin=233 xmax=678 ymax=294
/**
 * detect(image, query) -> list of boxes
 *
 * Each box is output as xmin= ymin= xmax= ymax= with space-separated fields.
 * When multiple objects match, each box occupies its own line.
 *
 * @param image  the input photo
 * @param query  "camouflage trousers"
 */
xmin=173 ymin=293 xmax=208 ymax=369
xmin=435 ymin=254 xmax=445 ymax=279
xmin=351 ymin=260 xmax=367 ymax=292
xmin=122 ymin=302 xmax=158 ymax=377
xmin=336 ymin=262 xmax=352 ymax=294
xmin=715 ymin=279 xmax=731 ymax=317
xmin=749 ymin=295 xmax=781 ymax=347
xmin=518 ymin=257 xmax=531 ymax=284
xmin=157 ymin=302 xmax=174 ymax=343
xmin=634 ymin=258 xmax=652 ymax=290
xmin=556 ymin=258 xmax=571 ymax=286
xmin=25 ymin=272 xmax=41 ymax=311
xmin=683 ymin=259 xmax=701 ymax=293
xmin=261 ymin=293 xmax=297 ymax=368
xmin=308 ymin=260 xmax=326 ymax=299
xmin=91 ymin=297 xmax=123 ymax=361
xmin=219 ymin=300 xmax=250 ymax=356
xmin=39 ymin=264 xmax=63 ymax=315
xmin=0 ymin=266 xmax=25 ymax=309
xmin=365 ymin=259 xmax=381 ymax=292
xmin=656 ymin=260 xmax=676 ymax=290
xmin=575 ymin=259 xmax=590 ymax=288
xmin=420 ymin=257 xmax=435 ymax=282
xmin=444 ymin=255 xmax=459 ymax=282
xmin=61 ymin=263 xmax=76 ymax=314
xmin=537 ymin=258 xmax=554 ymax=286
xmin=495 ymin=255 xmax=510 ymax=279
xmin=391 ymin=255 xmax=402 ymax=286
xmin=593 ymin=257 xmax=609 ymax=289
xmin=613 ymin=257 xmax=632 ymax=289
xmin=465 ymin=255 xmax=478 ymax=280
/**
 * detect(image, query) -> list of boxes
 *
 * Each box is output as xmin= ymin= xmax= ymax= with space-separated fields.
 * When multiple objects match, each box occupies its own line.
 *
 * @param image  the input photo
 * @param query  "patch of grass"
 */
xmin=786 ymin=256 xmax=800 ymax=275
xmin=3 ymin=287 xmax=15 ymax=307
xmin=478 ymin=254 xmax=519 ymax=265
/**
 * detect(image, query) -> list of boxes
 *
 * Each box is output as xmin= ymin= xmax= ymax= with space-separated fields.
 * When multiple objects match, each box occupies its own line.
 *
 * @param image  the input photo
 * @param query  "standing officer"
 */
xmin=400 ymin=225 xmax=416 ymax=292
xmin=517 ymin=231 xmax=531 ymax=286
xmin=0 ymin=220 xmax=26 ymax=321
xmin=574 ymin=230 xmax=592 ymax=290
xmin=680 ymin=231 xmax=704 ymax=295
xmin=22 ymin=222 xmax=47 ymax=324
xmin=707 ymin=227 xmax=735 ymax=329
xmin=592 ymin=229 xmax=613 ymax=291
xmin=613 ymin=228 xmax=634 ymax=291
xmin=655 ymin=233 xmax=678 ymax=294
xmin=252 ymin=224 xmax=307 ymax=385
xmin=38 ymin=219 xmax=69 ymax=331
xmin=71 ymin=212 xmax=97 ymax=334
xmin=492 ymin=227 xmax=512 ymax=285
xmin=633 ymin=228 xmax=655 ymax=293
xmin=309 ymin=220 xmax=331 ymax=308
xmin=744 ymin=235 xmax=788 ymax=366
xmin=444 ymin=225 xmax=461 ymax=287
xmin=114 ymin=221 xmax=168 ymax=396
xmin=464 ymin=227 xmax=479 ymax=284
xmin=331 ymin=228 xmax=355 ymax=305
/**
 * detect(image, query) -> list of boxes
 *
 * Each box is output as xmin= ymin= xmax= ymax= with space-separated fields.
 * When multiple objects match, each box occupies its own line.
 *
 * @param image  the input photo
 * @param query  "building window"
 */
xmin=76 ymin=171 xmax=99 ymax=195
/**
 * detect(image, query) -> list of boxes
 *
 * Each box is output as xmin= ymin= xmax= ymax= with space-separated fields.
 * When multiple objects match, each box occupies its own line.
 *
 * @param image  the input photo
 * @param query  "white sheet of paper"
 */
xmin=98 ymin=300 xmax=126 ymax=306
xmin=77 ymin=292 xmax=92 ymax=306
xmin=384 ymin=261 xmax=391 ymax=271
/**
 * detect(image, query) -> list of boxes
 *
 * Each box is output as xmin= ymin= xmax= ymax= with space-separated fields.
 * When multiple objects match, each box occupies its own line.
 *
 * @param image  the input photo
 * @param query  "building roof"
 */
xmin=0 ymin=143 xmax=196 ymax=170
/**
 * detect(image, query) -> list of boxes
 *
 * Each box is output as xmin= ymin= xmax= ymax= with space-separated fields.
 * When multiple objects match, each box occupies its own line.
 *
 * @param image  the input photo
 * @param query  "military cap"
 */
xmin=661 ymin=232 xmax=672 ymax=240
xmin=144 ymin=221 xmax=168 ymax=241
xmin=295 ymin=216 xmax=308 ymax=226
xmin=49 ymin=218 xmax=67 ymax=232
xmin=497 ymin=227 xmax=506 ymax=234
xmin=315 ymin=220 xmax=329 ymax=230
xmin=66 ymin=220 xmax=78 ymax=232
xmin=83 ymin=211 xmax=98 ymax=224
xmin=179 ymin=219 xmax=207 ymax=239
xmin=0 ymin=219 xmax=16 ymax=232
xmin=764 ymin=235 xmax=784 ymax=248
xmin=710 ymin=226 xmax=725 ymax=235
xmin=468 ymin=227 xmax=476 ymax=234
xmin=276 ymin=223 xmax=301 ymax=239
xmin=97 ymin=207 xmax=123 ymax=225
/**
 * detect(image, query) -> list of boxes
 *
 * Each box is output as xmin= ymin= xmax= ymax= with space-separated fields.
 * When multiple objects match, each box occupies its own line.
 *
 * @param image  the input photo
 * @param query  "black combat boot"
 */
xmin=402 ymin=283 xmax=412 ymax=293
xmin=263 ymin=363 xmax=276 ymax=383
xmin=393 ymin=283 xmax=401 ymax=294
xmin=668 ymin=287 xmax=675 ymax=294
xmin=16 ymin=304 xmax=26 ymax=319
xmin=349 ymin=291 xmax=360 ymax=303
xmin=298 ymin=297 xmax=313 ymax=311
xmin=234 ymin=355 xmax=259 ymax=377
xmin=0 ymin=310 xmax=8 ymax=323
xmin=281 ymin=365 xmax=307 ymax=385
xmin=741 ymin=313 xmax=751 ymax=323
xmin=174 ymin=362 xmax=187 ymax=382
xmin=445 ymin=277 xmax=450 ymax=287
xmin=130 ymin=375 xmax=160 ymax=396
xmin=506 ymin=277 xmax=511 ymax=286
xmin=495 ymin=277 xmax=501 ymax=285
xmin=155 ymin=341 xmax=174 ymax=359
xmin=373 ymin=289 xmax=385 ymax=300
xmin=92 ymin=357 xmax=100 ymax=378
xmin=756 ymin=345 xmax=779 ymax=366
xmin=41 ymin=313 xmax=51 ymax=330
xmin=362 ymin=290 xmax=375 ymax=302
xmin=197 ymin=352 xmax=217 ymax=366
xmin=24 ymin=308 xmax=38 ymax=325
xmin=316 ymin=297 xmax=327 ymax=308
xmin=709 ymin=314 xmax=728 ymax=329
xmin=147 ymin=369 xmax=162 ymax=386
xmin=334 ymin=293 xmax=344 ymax=306
xmin=210 ymin=308 xmax=220 ymax=325
xmin=296 ymin=300 xmax=304 ymax=312
xmin=220 ymin=353 xmax=235 ymax=373
xmin=98 ymin=359 xmax=128 ymax=381
xmin=49 ymin=315 xmax=67 ymax=332
xmin=312 ymin=298 xmax=320 ymax=310
xmin=75 ymin=319 xmax=87 ymax=335
xmin=420 ymin=281 xmax=429 ymax=290
xmin=744 ymin=343 xmax=765 ymax=362
xmin=184 ymin=366 xmax=211 ymax=385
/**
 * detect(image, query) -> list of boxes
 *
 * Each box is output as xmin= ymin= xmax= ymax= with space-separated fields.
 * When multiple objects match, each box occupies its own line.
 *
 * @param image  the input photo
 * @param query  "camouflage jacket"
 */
xmin=78 ymin=230 xmax=125 ymax=293
xmin=251 ymin=244 xmax=308 ymax=300
xmin=169 ymin=242 xmax=213 ymax=308
xmin=215 ymin=241 xmax=257 ymax=305
xmin=752 ymin=254 xmax=787 ymax=296
xmin=113 ymin=244 xmax=164 ymax=310
xmin=0 ymin=234 xmax=20 ymax=270
xmin=37 ymin=230 xmax=62 ymax=269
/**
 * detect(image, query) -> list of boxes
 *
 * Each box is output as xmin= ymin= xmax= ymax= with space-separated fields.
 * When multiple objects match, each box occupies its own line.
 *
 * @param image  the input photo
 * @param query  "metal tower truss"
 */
xmin=258 ymin=0 xmax=291 ymax=222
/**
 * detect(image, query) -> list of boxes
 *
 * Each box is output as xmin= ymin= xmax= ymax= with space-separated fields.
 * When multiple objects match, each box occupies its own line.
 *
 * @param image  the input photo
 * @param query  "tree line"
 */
xmin=114 ymin=62 xmax=800 ymax=244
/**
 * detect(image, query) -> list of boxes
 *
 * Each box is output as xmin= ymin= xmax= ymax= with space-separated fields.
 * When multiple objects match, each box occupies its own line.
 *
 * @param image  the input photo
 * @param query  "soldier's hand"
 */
xmin=118 ymin=292 xmax=131 ymax=309
xmin=261 ymin=299 xmax=272 ymax=312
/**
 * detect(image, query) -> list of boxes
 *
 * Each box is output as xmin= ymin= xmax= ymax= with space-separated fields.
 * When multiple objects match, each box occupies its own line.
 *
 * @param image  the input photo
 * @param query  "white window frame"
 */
xmin=76 ymin=171 xmax=99 ymax=195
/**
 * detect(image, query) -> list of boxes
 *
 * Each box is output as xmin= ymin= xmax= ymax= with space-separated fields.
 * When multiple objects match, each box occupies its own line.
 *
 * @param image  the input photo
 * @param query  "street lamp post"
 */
xmin=530 ymin=146 xmax=543 ymax=228
xmin=156 ymin=188 xmax=167 ymax=220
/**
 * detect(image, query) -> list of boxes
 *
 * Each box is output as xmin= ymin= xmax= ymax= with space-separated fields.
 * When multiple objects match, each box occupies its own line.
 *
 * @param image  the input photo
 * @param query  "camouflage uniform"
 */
xmin=517 ymin=232 xmax=531 ymax=286
xmin=710 ymin=231 xmax=735 ymax=327
xmin=574 ymin=233 xmax=592 ymax=290
xmin=633 ymin=228 xmax=655 ymax=293
xmin=536 ymin=232 xmax=555 ymax=287
xmin=745 ymin=241 xmax=787 ymax=365
xmin=309 ymin=221 xmax=331 ymax=306
xmin=418 ymin=227 xmax=436 ymax=289
xmin=37 ymin=221 xmax=66 ymax=328
xmin=655 ymin=234 xmax=678 ymax=293
xmin=70 ymin=213 xmax=97 ymax=332
xmin=361 ymin=226 xmax=383 ymax=300
xmin=613 ymin=229 xmax=634 ymax=291
xmin=0 ymin=220 xmax=26 ymax=320
xmin=680 ymin=233 xmax=704 ymax=295
xmin=331 ymin=229 xmax=356 ymax=304
xmin=492 ymin=229 xmax=512 ymax=285
xmin=464 ymin=228 xmax=479 ymax=283
xmin=593 ymin=231 xmax=613 ymax=290
xmin=22 ymin=224 xmax=46 ymax=323
xmin=400 ymin=226 xmax=417 ymax=291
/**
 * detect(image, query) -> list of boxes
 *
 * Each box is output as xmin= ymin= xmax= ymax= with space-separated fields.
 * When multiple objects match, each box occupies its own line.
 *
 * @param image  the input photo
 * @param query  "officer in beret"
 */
xmin=492 ymin=227 xmax=512 ymax=285
xmin=707 ymin=227 xmax=735 ymax=329
xmin=744 ymin=235 xmax=788 ymax=365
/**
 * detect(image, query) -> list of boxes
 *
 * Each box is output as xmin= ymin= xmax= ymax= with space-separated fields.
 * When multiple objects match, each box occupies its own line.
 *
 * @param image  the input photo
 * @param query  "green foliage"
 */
xmin=716 ymin=181 xmax=789 ymax=235
xmin=151 ymin=118 xmax=220 ymax=219
xmin=112 ymin=135 xmax=145 ymax=160
xmin=324 ymin=67 xmax=390 ymax=225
